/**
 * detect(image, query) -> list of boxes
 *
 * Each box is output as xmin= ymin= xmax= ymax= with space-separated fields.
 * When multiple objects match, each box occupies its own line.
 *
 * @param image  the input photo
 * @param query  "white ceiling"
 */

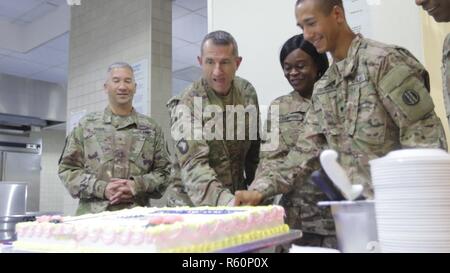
xmin=0 ymin=0 xmax=206 ymax=89
xmin=172 ymin=0 xmax=206 ymax=94
xmin=0 ymin=0 xmax=69 ymax=85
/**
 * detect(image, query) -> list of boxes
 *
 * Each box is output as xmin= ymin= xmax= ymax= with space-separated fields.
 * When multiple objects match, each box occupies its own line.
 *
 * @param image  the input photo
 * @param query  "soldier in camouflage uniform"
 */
xmin=415 ymin=0 xmax=450 ymax=128
xmin=255 ymin=34 xmax=336 ymax=247
xmin=235 ymin=0 xmax=447 ymax=210
xmin=166 ymin=30 xmax=260 ymax=207
xmin=59 ymin=62 xmax=171 ymax=215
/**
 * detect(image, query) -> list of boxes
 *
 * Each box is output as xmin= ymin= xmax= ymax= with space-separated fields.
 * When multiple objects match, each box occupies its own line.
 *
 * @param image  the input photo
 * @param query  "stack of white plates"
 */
xmin=289 ymin=245 xmax=340 ymax=253
xmin=369 ymin=149 xmax=450 ymax=253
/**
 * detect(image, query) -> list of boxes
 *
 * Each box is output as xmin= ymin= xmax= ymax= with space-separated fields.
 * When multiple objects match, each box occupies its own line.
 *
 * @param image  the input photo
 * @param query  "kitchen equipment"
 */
xmin=0 ymin=182 xmax=27 ymax=216
xmin=370 ymin=148 xmax=450 ymax=252
xmin=0 ymin=182 xmax=29 ymax=242
xmin=0 ymin=211 xmax=62 ymax=243
xmin=1 ymin=135 xmax=41 ymax=212
xmin=0 ymin=215 xmax=35 ymax=242
xmin=310 ymin=169 xmax=345 ymax=201
xmin=318 ymin=200 xmax=379 ymax=253
xmin=319 ymin=150 xmax=363 ymax=200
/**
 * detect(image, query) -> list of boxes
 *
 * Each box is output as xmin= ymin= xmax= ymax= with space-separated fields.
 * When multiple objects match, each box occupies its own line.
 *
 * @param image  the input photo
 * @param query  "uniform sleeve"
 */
xmin=171 ymin=97 xmax=234 ymax=206
xmin=442 ymin=34 xmax=450 ymax=128
xmin=377 ymin=50 xmax=447 ymax=149
xmin=250 ymin=102 xmax=326 ymax=200
xmin=58 ymin=124 xmax=108 ymax=200
xmin=244 ymin=87 xmax=261 ymax=186
xmin=131 ymin=126 xmax=171 ymax=199
xmin=253 ymin=102 xmax=289 ymax=186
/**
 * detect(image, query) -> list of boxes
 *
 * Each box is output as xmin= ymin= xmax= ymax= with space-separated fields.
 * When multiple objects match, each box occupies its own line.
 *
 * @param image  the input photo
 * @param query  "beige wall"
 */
xmin=208 ymin=0 xmax=299 ymax=110
xmin=420 ymin=12 xmax=450 ymax=148
xmin=39 ymin=130 xmax=67 ymax=214
xmin=209 ymin=1 xmax=450 ymax=148
xmin=208 ymin=0 xmax=425 ymax=116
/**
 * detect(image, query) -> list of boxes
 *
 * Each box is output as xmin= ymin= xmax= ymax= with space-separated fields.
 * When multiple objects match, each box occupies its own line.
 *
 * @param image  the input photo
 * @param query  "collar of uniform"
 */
xmin=443 ymin=33 xmax=450 ymax=60
xmin=103 ymin=107 xmax=139 ymax=128
xmin=290 ymin=90 xmax=311 ymax=112
xmin=201 ymin=78 xmax=236 ymax=97
xmin=322 ymin=34 xmax=363 ymax=88
xmin=167 ymin=94 xmax=182 ymax=109
xmin=341 ymin=34 xmax=364 ymax=78
xmin=103 ymin=107 xmax=114 ymax=123
xmin=202 ymin=78 xmax=238 ymax=110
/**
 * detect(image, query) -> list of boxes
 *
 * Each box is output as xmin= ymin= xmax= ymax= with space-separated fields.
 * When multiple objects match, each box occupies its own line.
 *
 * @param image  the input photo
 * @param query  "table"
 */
xmin=1 ymin=230 xmax=302 ymax=253
xmin=215 ymin=230 xmax=302 ymax=253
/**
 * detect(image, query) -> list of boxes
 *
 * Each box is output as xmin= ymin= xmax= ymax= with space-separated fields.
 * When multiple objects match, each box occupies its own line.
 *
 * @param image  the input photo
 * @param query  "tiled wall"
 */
xmin=64 ymin=0 xmax=172 ymax=213
xmin=39 ymin=130 xmax=74 ymax=215
xmin=150 ymin=0 xmax=172 ymax=138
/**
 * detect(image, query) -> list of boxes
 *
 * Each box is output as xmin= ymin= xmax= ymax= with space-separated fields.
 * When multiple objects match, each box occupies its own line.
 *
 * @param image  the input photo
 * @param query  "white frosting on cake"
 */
xmin=13 ymin=206 xmax=288 ymax=253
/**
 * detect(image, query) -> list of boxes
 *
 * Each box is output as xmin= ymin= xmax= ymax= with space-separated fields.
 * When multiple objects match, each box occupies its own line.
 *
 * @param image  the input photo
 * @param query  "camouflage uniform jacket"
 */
xmin=443 ymin=33 xmax=450 ymax=128
xmin=251 ymin=35 xmax=447 ymax=200
xmin=166 ymin=76 xmax=261 ymax=206
xmin=254 ymin=91 xmax=335 ymax=235
xmin=58 ymin=107 xmax=171 ymax=215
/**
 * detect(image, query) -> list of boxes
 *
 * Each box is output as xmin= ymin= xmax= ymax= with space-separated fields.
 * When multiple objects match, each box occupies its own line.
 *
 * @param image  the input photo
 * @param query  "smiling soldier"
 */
xmin=235 ymin=0 xmax=447 ymax=207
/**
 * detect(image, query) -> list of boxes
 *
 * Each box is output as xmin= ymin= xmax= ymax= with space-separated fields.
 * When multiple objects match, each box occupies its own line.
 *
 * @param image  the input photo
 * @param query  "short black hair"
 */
xmin=279 ymin=34 xmax=329 ymax=78
xmin=200 ymin=30 xmax=239 ymax=57
xmin=296 ymin=0 xmax=344 ymax=15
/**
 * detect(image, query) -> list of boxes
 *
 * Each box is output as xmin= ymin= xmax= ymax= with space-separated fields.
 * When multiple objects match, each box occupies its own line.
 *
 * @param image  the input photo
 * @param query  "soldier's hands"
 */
xmin=226 ymin=197 xmax=235 ymax=207
xmin=105 ymin=181 xmax=123 ymax=200
xmin=234 ymin=190 xmax=263 ymax=206
xmin=106 ymin=179 xmax=136 ymax=205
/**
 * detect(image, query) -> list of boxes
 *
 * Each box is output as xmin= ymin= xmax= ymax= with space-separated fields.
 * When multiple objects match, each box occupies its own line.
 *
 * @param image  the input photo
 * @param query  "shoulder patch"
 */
xmin=176 ymin=138 xmax=189 ymax=154
xmin=402 ymin=90 xmax=420 ymax=106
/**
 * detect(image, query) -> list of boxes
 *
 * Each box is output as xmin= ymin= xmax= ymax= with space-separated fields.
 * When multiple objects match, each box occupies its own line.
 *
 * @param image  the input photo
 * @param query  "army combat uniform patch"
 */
xmin=402 ymin=90 xmax=420 ymax=105
xmin=176 ymin=139 xmax=189 ymax=154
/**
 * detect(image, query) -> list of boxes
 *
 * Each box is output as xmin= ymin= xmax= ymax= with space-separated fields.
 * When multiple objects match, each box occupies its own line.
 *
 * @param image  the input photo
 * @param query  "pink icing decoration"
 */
xmin=27 ymin=225 xmax=36 ymax=237
xmin=35 ymin=225 xmax=44 ymax=237
xmin=165 ymin=224 xmax=190 ymax=247
xmin=147 ymin=215 xmax=165 ymax=225
xmin=52 ymin=224 xmax=64 ymax=236
xmin=235 ymin=217 xmax=248 ymax=232
xmin=101 ymin=229 xmax=116 ymax=245
xmin=117 ymin=230 xmax=133 ymax=245
xmin=62 ymin=225 xmax=75 ymax=236
xmin=16 ymin=225 xmax=26 ymax=236
xmin=221 ymin=219 xmax=234 ymax=236
xmin=152 ymin=231 xmax=167 ymax=245
xmin=50 ymin=215 xmax=63 ymax=222
xmin=75 ymin=228 xmax=88 ymax=242
xmin=197 ymin=222 xmax=212 ymax=242
xmin=131 ymin=230 xmax=145 ymax=245
xmin=17 ymin=207 xmax=286 ymax=251
xmin=208 ymin=220 xmax=222 ymax=237
xmin=145 ymin=232 xmax=155 ymax=244
xmin=147 ymin=215 xmax=184 ymax=226
xmin=36 ymin=215 xmax=51 ymax=223
xmin=46 ymin=225 xmax=56 ymax=238
xmin=256 ymin=213 xmax=265 ymax=226
xmin=88 ymin=228 xmax=102 ymax=243
xmin=179 ymin=225 xmax=199 ymax=243
xmin=162 ymin=215 xmax=184 ymax=224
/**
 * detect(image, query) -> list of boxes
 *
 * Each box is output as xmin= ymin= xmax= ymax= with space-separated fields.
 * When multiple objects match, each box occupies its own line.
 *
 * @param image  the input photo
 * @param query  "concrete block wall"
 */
xmin=151 ymin=0 xmax=172 ymax=137
xmin=39 ymin=130 xmax=68 ymax=214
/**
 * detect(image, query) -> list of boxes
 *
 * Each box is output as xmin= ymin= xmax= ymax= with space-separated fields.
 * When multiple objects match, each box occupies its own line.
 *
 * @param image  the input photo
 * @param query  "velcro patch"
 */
xmin=176 ymin=139 xmax=189 ymax=154
xmin=402 ymin=90 xmax=420 ymax=105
